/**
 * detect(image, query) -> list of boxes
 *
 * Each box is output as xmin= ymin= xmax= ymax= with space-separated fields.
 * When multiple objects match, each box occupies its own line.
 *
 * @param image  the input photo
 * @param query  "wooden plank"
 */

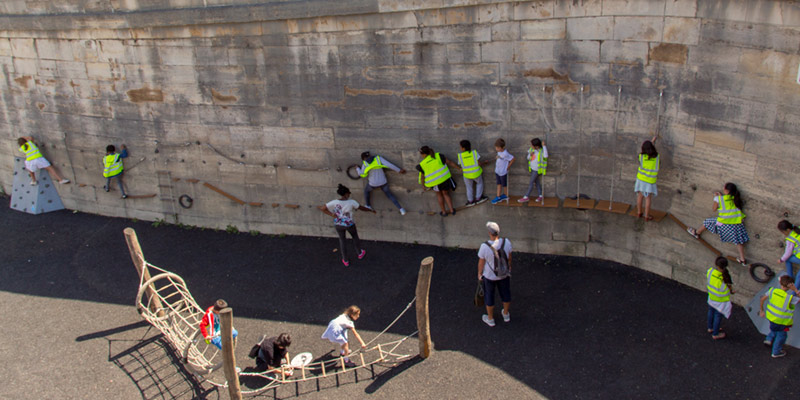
xmin=667 ymin=213 xmax=723 ymax=256
xmin=563 ymin=198 xmax=596 ymax=210
xmin=628 ymin=208 xmax=668 ymax=222
xmin=248 ymin=202 xmax=263 ymax=207
xmin=416 ymin=256 xmax=434 ymax=358
xmin=284 ymin=204 xmax=300 ymax=209
xmin=494 ymin=195 xmax=524 ymax=207
xmin=272 ymin=203 xmax=280 ymax=208
xmin=527 ymin=197 xmax=559 ymax=208
xmin=594 ymin=200 xmax=630 ymax=214
xmin=202 ymin=182 xmax=245 ymax=205
xmin=186 ymin=178 xmax=200 ymax=183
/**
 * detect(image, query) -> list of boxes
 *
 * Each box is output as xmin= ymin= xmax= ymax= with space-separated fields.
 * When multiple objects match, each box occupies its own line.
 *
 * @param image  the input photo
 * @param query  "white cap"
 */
xmin=486 ymin=221 xmax=500 ymax=235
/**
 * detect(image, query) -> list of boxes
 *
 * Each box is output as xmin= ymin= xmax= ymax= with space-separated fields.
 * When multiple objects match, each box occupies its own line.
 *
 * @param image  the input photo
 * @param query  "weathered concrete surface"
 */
xmin=1 ymin=0 xmax=799 ymax=302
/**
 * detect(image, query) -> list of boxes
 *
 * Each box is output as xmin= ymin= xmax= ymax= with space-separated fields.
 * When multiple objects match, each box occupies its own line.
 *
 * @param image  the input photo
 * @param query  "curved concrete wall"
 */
xmin=1 ymin=0 xmax=799 ymax=302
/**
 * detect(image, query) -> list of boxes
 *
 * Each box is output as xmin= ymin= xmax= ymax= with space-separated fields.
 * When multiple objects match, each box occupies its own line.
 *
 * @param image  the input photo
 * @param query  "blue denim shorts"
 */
xmin=495 ymin=173 xmax=508 ymax=187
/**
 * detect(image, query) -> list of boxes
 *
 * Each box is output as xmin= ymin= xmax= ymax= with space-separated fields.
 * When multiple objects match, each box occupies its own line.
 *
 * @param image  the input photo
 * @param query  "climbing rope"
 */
xmin=576 ymin=84 xmax=585 ymax=205
xmin=608 ymin=85 xmax=622 ymax=208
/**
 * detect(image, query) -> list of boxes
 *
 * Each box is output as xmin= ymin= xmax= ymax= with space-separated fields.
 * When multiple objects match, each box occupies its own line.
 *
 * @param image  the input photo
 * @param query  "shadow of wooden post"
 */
xmin=416 ymin=256 xmax=434 ymax=358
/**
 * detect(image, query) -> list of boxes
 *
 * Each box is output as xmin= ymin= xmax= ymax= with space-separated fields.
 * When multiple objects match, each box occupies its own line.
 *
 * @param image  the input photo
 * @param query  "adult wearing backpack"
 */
xmin=478 ymin=221 xmax=512 ymax=327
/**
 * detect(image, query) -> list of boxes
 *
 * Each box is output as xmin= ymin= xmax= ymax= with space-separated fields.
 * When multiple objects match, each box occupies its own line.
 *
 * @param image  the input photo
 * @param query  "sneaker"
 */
xmin=686 ymin=227 xmax=699 ymax=239
xmin=535 ymin=196 xmax=544 ymax=203
xmin=363 ymin=205 xmax=373 ymax=211
xmin=764 ymin=340 xmax=773 ymax=347
xmin=122 ymin=194 xmax=128 ymax=199
xmin=491 ymin=196 xmax=502 ymax=205
xmin=498 ymin=194 xmax=508 ymax=202
xmin=343 ymin=360 xmax=356 ymax=368
xmin=399 ymin=208 xmax=407 ymax=216
xmin=30 ymin=180 xmax=38 ymax=186
xmin=518 ymin=196 xmax=530 ymax=203
xmin=475 ymin=196 xmax=489 ymax=205
xmin=481 ymin=314 xmax=495 ymax=327
xmin=59 ymin=179 xmax=70 ymax=184
xmin=465 ymin=200 xmax=475 ymax=207
xmin=103 ymin=185 xmax=109 ymax=192
xmin=451 ymin=209 xmax=456 ymax=216
xmin=341 ymin=259 xmax=350 ymax=267
xmin=502 ymin=310 xmax=510 ymax=322
xmin=358 ymin=249 xmax=366 ymax=259
xmin=772 ymin=351 xmax=787 ymax=358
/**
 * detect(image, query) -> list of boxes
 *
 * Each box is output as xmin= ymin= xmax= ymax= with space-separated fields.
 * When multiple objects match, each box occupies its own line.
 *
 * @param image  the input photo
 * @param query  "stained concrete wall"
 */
xmin=1 ymin=0 xmax=799 ymax=302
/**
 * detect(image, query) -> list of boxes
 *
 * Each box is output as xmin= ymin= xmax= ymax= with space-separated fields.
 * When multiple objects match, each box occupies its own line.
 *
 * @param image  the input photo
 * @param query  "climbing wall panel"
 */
xmin=9 ymin=157 xmax=65 ymax=215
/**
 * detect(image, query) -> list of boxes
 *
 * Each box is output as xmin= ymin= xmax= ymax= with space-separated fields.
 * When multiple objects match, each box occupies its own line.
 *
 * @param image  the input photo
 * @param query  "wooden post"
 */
xmin=415 ymin=256 xmax=434 ymax=358
xmin=219 ymin=307 xmax=242 ymax=400
xmin=124 ymin=228 xmax=164 ymax=317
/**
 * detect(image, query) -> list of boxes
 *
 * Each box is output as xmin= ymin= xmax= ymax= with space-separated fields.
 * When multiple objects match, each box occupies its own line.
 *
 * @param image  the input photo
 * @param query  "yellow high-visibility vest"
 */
xmin=103 ymin=154 xmax=124 ymax=177
xmin=716 ymin=194 xmax=744 ymax=225
xmin=359 ymin=156 xmax=387 ymax=178
xmin=20 ymin=142 xmax=43 ymax=161
xmin=528 ymin=148 xmax=547 ymax=175
xmin=787 ymin=230 xmax=800 ymax=257
xmin=418 ymin=153 xmax=452 ymax=188
xmin=636 ymin=154 xmax=659 ymax=184
xmin=706 ymin=268 xmax=730 ymax=302
xmin=458 ymin=151 xmax=482 ymax=179
xmin=765 ymin=287 xmax=795 ymax=326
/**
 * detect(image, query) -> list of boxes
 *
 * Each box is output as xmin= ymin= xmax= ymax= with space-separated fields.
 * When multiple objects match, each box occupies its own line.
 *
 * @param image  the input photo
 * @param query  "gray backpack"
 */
xmin=487 ymin=239 xmax=509 ymax=278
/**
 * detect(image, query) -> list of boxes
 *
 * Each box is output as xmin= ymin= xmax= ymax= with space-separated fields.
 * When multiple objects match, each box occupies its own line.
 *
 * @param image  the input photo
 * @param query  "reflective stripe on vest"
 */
xmin=716 ymin=194 xmax=744 ymax=224
xmin=418 ymin=153 xmax=452 ymax=187
xmin=20 ymin=142 xmax=42 ymax=161
xmin=359 ymin=156 xmax=386 ymax=178
xmin=766 ymin=288 xmax=795 ymax=326
xmin=636 ymin=154 xmax=659 ymax=184
xmin=528 ymin=148 xmax=547 ymax=175
xmin=458 ymin=151 xmax=482 ymax=179
xmin=103 ymin=154 xmax=123 ymax=178
xmin=706 ymin=268 xmax=730 ymax=302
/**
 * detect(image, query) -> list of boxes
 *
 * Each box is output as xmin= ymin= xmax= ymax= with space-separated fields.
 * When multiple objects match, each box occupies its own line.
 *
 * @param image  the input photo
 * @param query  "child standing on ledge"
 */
xmin=447 ymin=140 xmax=490 ymax=206
xmin=17 ymin=137 xmax=70 ymax=185
xmin=686 ymin=182 xmax=749 ymax=265
xmin=519 ymin=138 xmax=547 ymax=203
xmin=491 ymin=138 xmax=515 ymax=205
xmin=103 ymin=144 xmax=128 ymax=199
xmin=321 ymin=305 xmax=366 ymax=368
xmin=635 ymin=136 xmax=659 ymax=220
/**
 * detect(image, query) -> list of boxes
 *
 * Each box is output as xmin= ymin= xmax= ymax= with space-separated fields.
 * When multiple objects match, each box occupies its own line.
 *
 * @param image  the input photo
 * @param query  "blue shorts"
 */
xmin=483 ymin=277 xmax=510 ymax=307
xmin=495 ymin=173 xmax=508 ymax=187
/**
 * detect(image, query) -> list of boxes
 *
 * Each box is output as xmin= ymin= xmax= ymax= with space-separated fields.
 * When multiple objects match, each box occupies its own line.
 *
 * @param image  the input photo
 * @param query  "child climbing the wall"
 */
xmin=706 ymin=256 xmax=734 ymax=340
xmin=686 ymin=182 xmax=749 ymax=265
xmin=518 ymin=138 xmax=547 ymax=203
xmin=491 ymin=138 xmax=515 ymax=205
xmin=635 ymin=136 xmax=659 ymax=220
xmin=357 ymin=151 xmax=407 ymax=215
xmin=321 ymin=305 xmax=366 ymax=368
xmin=103 ymin=144 xmax=128 ymax=199
xmin=446 ymin=140 xmax=490 ymax=206
xmin=16 ymin=137 xmax=70 ymax=185
xmin=318 ymin=184 xmax=375 ymax=267
xmin=777 ymin=220 xmax=800 ymax=288
xmin=417 ymin=146 xmax=456 ymax=216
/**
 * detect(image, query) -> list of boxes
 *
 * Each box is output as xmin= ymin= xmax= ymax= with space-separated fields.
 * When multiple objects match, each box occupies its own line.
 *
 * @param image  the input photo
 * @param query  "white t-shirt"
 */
xmin=321 ymin=313 xmax=355 ymax=344
xmin=478 ymin=238 xmax=512 ymax=281
xmin=326 ymin=199 xmax=360 ymax=226
xmin=495 ymin=150 xmax=514 ymax=176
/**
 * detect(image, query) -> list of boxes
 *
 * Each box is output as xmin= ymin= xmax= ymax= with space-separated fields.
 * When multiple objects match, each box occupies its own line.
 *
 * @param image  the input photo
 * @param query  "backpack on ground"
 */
xmin=487 ymin=238 xmax=509 ymax=278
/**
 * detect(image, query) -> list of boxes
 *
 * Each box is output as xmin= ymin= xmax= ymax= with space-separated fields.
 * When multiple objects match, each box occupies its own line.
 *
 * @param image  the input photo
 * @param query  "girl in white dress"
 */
xmin=321 ymin=305 xmax=366 ymax=367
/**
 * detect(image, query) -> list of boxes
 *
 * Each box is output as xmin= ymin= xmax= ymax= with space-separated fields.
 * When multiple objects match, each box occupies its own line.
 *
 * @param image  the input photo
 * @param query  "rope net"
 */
xmin=136 ymin=262 xmax=419 ymax=396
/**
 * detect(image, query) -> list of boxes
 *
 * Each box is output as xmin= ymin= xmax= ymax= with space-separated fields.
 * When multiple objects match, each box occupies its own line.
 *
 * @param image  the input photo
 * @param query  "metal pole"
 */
xmin=609 ymin=85 xmax=622 ymax=209
xmin=577 ymin=84 xmax=584 ymax=207
xmin=416 ymin=256 xmax=434 ymax=358
xmin=654 ymin=89 xmax=664 ymax=139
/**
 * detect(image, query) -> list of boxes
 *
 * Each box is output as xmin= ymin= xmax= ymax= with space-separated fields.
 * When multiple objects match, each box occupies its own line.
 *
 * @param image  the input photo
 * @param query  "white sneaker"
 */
xmin=30 ymin=180 xmax=38 ymax=186
xmin=399 ymin=208 xmax=407 ymax=216
xmin=535 ymin=196 xmax=543 ymax=203
xmin=59 ymin=179 xmax=70 ymax=184
xmin=481 ymin=314 xmax=495 ymax=327
xmin=502 ymin=310 xmax=510 ymax=322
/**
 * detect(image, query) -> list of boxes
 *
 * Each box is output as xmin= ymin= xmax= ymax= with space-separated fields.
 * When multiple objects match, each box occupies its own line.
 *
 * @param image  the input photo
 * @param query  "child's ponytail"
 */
xmin=724 ymin=182 xmax=743 ymax=210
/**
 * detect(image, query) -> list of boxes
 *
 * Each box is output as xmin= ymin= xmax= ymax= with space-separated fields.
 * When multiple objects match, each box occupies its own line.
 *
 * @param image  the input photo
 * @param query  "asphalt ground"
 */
xmin=2 ymin=197 xmax=800 ymax=399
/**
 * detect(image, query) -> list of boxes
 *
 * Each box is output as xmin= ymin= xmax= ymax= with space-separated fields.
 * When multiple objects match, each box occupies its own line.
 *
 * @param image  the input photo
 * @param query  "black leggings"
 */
xmin=335 ymin=224 xmax=362 ymax=262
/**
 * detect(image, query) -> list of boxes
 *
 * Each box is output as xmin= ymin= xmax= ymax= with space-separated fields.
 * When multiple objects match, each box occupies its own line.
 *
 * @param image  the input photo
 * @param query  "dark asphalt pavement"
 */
xmin=2 ymin=197 xmax=799 ymax=399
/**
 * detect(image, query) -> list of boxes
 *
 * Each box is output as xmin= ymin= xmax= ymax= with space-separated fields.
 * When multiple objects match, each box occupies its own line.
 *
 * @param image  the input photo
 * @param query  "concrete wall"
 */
xmin=1 ymin=0 xmax=799 ymax=302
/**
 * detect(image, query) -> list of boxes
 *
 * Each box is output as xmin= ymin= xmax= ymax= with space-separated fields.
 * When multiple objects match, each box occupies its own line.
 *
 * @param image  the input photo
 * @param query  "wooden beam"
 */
xmin=123 ymin=228 xmax=164 ymax=317
xmin=593 ymin=200 xmax=630 ymax=214
xmin=202 ymin=182 xmax=245 ymax=205
xmin=219 ymin=307 xmax=242 ymax=400
xmin=416 ymin=256 xmax=434 ymax=358
xmin=527 ymin=197 xmax=559 ymax=208
xmin=666 ymin=214 xmax=722 ymax=256
xmin=563 ymin=198 xmax=596 ymax=210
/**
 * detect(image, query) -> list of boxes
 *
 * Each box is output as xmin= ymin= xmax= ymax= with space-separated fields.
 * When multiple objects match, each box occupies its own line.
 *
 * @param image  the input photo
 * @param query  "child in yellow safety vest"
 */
xmin=446 ymin=140 xmax=491 ymax=206
xmin=706 ymin=256 xmax=734 ymax=340
xmin=417 ymin=146 xmax=456 ymax=216
xmin=16 ymin=137 xmax=70 ymax=185
xmin=518 ymin=138 xmax=547 ymax=203
xmin=635 ymin=136 xmax=658 ymax=221
xmin=777 ymin=220 xmax=800 ymax=288
xmin=759 ymin=275 xmax=799 ymax=358
xmin=686 ymin=182 xmax=749 ymax=265
xmin=103 ymin=144 xmax=128 ymax=199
